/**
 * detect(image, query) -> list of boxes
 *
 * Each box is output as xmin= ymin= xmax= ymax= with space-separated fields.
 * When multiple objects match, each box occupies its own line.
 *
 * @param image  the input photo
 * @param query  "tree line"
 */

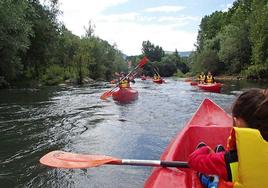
xmin=190 ymin=0 xmax=268 ymax=79
xmin=0 ymin=0 xmax=127 ymax=88
xmin=128 ymin=41 xmax=189 ymax=78
xmin=1 ymin=0 xmax=207 ymax=89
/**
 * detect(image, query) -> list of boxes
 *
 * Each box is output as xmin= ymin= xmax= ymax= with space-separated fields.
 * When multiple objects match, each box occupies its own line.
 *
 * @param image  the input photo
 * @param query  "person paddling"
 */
xmin=117 ymin=72 xmax=135 ymax=89
xmin=117 ymin=72 xmax=129 ymax=88
xmin=198 ymin=72 xmax=206 ymax=84
xmin=205 ymin=71 xmax=215 ymax=84
xmin=153 ymin=74 xmax=161 ymax=80
xmin=188 ymin=88 xmax=268 ymax=187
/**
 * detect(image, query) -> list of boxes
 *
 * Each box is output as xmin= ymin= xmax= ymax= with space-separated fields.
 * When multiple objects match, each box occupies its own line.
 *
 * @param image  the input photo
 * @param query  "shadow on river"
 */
xmin=0 ymin=78 xmax=267 ymax=188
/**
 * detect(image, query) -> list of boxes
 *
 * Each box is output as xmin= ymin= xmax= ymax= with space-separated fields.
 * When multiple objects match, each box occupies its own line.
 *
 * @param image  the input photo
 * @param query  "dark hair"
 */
xmin=232 ymin=88 xmax=268 ymax=140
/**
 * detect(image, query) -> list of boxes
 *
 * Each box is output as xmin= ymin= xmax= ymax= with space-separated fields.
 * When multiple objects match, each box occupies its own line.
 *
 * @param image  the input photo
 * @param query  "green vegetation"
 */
xmin=139 ymin=41 xmax=189 ymax=77
xmin=0 ymin=0 xmax=127 ymax=88
xmin=3 ymin=0 xmax=267 ymax=88
xmin=191 ymin=0 xmax=268 ymax=79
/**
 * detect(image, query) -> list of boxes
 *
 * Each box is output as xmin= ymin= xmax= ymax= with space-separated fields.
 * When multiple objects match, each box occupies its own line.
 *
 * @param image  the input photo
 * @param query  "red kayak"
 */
xmin=144 ymin=98 xmax=232 ymax=188
xmin=112 ymin=87 xmax=138 ymax=103
xmin=153 ymin=79 xmax=164 ymax=84
xmin=141 ymin=76 xmax=146 ymax=80
xmin=190 ymin=81 xmax=198 ymax=86
xmin=198 ymin=83 xmax=222 ymax=93
xmin=185 ymin=78 xmax=192 ymax=82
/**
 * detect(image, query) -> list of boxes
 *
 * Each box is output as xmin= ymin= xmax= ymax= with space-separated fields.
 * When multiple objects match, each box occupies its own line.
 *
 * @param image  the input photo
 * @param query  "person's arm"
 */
xmin=188 ymin=146 xmax=228 ymax=180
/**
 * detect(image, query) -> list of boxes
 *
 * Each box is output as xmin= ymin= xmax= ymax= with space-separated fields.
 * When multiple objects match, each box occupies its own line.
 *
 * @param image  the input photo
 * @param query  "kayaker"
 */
xmin=141 ymin=74 xmax=146 ymax=80
xmin=188 ymin=88 xmax=268 ymax=187
xmin=198 ymin=72 xmax=206 ymax=84
xmin=153 ymin=74 xmax=160 ymax=80
xmin=205 ymin=71 xmax=215 ymax=84
xmin=118 ymin=72 xmax=129 ymax=88
xmin=118 ymin=72 xmax=135 ymax=88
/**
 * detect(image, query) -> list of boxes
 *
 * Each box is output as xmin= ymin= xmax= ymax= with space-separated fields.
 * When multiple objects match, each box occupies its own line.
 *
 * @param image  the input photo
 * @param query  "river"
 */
xmin=0 ymin=78 xmax=267 ymax=188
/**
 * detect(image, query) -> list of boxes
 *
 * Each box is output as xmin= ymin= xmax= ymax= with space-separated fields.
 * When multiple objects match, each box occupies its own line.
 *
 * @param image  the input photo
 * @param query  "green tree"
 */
xmin=195 ymin=49 xmax=222 ymax=75
xmin=142 ymin=40 xmax=165 ymax=62
xmin=157 ymin=56 xmax=178 ymax=76
xmin=247 ymin=0 xmax=268 ymax=78
xmin=218 ymin=24 xmax=251 ymax=74
xmin=197 ymin=11 xmax=227 ymax=51
xmin=0 ymin=0 xmax=32 ymax=81
xmin=56 ymin=26 xmax=80 ymax=79
xmin=22 ymin=0 xmax=60 ymax=79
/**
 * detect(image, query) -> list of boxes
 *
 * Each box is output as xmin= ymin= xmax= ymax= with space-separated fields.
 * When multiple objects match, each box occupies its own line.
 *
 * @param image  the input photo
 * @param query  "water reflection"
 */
xmin=0 ymin=79 xmax=267 ymax=188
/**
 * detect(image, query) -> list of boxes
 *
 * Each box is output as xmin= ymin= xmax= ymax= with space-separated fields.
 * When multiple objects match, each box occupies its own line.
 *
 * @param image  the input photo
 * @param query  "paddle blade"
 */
xmin=40 ymin=151 xmax=121 ymax=169
xmin=137 ymin=56 xmax=149 ymax=68
xmin=100 ymin=90 xmax=113 ymax=100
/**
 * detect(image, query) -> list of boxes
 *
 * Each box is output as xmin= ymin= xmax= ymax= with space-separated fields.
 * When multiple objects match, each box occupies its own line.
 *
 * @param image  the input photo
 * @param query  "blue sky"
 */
xmin=58 ymin=0 xmax=235 ymax=55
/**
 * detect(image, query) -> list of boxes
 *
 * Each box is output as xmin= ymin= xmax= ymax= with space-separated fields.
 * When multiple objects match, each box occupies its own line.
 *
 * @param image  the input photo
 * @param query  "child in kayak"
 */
xmin=198 ymin=72 xmax=206 ymax=84
xmin=205 ymin=71 xmax=215 ymax=84
xmin=118 ymin=72 xmax=135 ymax=88
xmin=153 ymin=74 xmax=161 ymax=80
xmin=188 ymin=88 xmax=268 ymax=187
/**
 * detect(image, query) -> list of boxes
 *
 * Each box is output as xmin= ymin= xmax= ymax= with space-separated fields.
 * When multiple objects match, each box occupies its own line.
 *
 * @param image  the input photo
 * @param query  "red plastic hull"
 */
xmin=144 ymin=98 xmax=233 ymax=188
xmin=185 ymin=79 xmax=192 ymax=82
xmin=190 ymin=82 xmax=198 ymax=86
xmin=153 ymin=79 xmax=163 ymax=84
xmin=198 ymin=83 xmax=222 ymax=93
xmin=112 ymin=87 xmax=138 ymax=103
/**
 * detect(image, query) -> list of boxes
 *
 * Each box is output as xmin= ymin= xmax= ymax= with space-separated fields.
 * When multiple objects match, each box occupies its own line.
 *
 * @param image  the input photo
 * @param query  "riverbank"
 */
xmin=181 ymin=74 xmax=244 ymax=81
xmin=215 ymin=75 xmax=244 ymax=81
xmin=0 ymin=77 xmax=96 ymax=89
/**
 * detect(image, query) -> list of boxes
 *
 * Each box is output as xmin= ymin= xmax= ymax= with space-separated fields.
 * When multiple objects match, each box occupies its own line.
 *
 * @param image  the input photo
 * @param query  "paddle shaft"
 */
xmin=118 ymin=64 xmax=142 ymax=83
xmin=112 ymin=159 xmax=189 ymax=168
xmin=106 ymin=60 xmax=145 ymax=92
xmin=40 ymin=151 xmax=189 ymax=169
xmin=106 ymin=67 xmax=139 ymax=94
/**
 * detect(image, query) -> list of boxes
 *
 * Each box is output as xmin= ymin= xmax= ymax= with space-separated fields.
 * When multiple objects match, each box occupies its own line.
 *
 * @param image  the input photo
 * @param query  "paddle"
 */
xmin=40 ymin=150 xmax=189 ymax=169
xmin=100 ymin=56 xmax=149 ymax=100
xmin=152 ymin=67 xmax=166 ymax=83
xmin=153 ymin=68 xmax=161 ymax=78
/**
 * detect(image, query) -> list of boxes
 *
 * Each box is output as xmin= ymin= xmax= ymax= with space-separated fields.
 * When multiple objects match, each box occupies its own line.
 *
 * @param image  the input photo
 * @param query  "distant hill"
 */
xmin=178 ymin=51 xmax=192 ymax=57
xmin=165 ymin=51 xmax=193 ymax=57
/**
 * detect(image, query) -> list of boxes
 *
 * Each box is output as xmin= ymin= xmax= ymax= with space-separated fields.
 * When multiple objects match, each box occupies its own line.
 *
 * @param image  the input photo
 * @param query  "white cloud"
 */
xmin=96 ymin=21 xmax=197 ymax=55
xmin=144 ymin=5 xmax=185 ymax=13
xmin=98 ymin=12 xmax=141 ymax=22
xmin=58 ymin=1 xmax=196 ymax=55
xmin=221 ymin=3 xmax=232 ymax=12
xmin=58 ymin=0 xmax=129 ymax=36
xmin=59 ymin=0 xmax=128 ymax=15
xmin=158 ymin=16 xmax=199 ymax=24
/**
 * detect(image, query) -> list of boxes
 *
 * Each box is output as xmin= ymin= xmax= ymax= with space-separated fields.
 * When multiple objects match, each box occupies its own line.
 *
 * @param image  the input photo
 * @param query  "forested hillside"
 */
xmin=0 ymin=0 xmax=127 ymax=87
xmin=1 ymin=0 xmax=267 ymax=89
xmin=191 ymin=0 xmax=268 ymax=79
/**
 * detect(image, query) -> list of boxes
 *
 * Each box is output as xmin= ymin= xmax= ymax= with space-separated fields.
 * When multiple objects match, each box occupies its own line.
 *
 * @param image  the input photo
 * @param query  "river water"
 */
xmin=0 ymin=78 xmax=267 ymax=188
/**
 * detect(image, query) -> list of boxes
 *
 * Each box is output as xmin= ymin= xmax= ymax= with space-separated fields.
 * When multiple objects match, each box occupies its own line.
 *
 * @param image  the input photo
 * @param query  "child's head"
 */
xmin=232 ymin=88 xmax=268 ymax=140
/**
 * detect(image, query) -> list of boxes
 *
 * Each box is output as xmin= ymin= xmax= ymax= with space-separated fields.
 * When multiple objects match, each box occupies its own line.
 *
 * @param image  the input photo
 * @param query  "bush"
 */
xmin=242 ymin=63 xmax=268 ymax=79
xmin=174 ymin=69 xmax=184 ymax=77
xmin=41 ymin=65 xmax=65 ymax=85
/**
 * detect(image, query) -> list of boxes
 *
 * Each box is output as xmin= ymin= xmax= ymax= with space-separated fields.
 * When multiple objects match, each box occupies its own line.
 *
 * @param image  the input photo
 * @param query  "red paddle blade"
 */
xmin=138 ymin=56 xmax=149 ymax=68
xmin=40 ymin=151 xmax=121 ymax=169
xmin=100 ymin=90 xmax=113 ymax=100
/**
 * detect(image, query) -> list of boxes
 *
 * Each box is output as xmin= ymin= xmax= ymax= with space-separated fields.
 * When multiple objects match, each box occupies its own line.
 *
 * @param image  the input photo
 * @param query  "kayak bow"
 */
xmin=198 ymin=83 xmax=222 ymax=93
xmin=112 ymin=87 xmax=138 ymax=103
xmin=144 ymin=98 xmax=232 ymax=188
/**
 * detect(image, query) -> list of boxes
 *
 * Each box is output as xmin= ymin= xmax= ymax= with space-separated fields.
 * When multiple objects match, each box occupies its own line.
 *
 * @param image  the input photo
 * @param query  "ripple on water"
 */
xmin=1 ymin=78 xmax=265 ymax=188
